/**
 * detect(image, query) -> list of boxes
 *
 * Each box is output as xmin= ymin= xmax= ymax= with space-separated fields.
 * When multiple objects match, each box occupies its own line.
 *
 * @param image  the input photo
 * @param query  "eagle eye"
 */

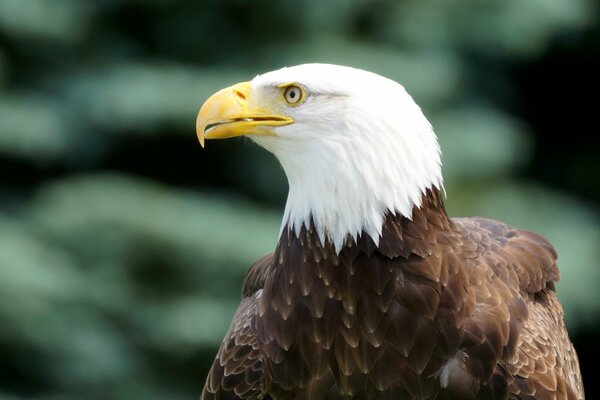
xmin=283 ymin=85 xmax=304 ymax=105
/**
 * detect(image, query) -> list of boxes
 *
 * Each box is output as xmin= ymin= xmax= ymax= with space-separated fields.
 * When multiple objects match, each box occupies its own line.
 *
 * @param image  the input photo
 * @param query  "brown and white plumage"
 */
xmin=195 ymin=64 xmax=584 ymax=399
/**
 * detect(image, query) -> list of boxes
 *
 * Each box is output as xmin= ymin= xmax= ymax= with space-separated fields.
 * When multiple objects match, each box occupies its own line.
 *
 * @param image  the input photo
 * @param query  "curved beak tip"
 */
xmin=196 ymin=112 xmax=205 ymax=148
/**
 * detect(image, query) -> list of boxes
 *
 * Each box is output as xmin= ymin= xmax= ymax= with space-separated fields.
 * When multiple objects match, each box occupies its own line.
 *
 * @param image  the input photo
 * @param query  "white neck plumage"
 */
xmin=270 ymin=100 xmax=443 ymax=253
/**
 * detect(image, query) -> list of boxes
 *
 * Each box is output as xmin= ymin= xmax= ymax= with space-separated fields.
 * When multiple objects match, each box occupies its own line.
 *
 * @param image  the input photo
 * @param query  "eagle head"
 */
xmin=197 ymin=64 xmax=443 ymax=251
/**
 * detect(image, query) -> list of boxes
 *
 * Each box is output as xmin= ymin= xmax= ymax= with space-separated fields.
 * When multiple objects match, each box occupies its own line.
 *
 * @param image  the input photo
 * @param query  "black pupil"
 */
xmin=289 ymin=90 xmax=296 ymax=98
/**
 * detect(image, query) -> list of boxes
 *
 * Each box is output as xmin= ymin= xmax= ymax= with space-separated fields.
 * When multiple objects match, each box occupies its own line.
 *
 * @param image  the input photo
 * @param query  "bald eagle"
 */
xmin=195 ymin=64 xmax=584 ymax=399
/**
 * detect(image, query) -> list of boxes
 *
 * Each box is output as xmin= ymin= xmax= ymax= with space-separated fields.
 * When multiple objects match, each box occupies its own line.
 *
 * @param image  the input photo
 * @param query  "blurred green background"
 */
xmin=0 ymin=0 xmax=598 ymax=399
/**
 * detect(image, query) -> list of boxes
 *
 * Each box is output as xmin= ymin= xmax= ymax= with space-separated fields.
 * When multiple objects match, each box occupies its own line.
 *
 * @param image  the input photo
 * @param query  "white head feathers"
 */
xmin=249 ymin=64 xmax=443 ymax=252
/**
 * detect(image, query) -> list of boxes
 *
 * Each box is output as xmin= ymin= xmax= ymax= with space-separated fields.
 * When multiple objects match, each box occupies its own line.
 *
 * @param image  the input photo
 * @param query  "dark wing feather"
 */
xmin=201 ymin=254 xmax=275 ymax=400
xmin=242 ymin=252 xmax=275 ymax=297
xmin=506 ymin=294 xmax=584 ymax=400
xmin=455 ymin=217 xmax=559 ymax=297
xmin=454 ymin=217 xmax=583 ymax=399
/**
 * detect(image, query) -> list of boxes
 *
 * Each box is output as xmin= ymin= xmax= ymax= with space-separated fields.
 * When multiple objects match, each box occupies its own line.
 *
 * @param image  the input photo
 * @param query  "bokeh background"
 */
xmin=0 ymin=0 xmax=599 ymax=399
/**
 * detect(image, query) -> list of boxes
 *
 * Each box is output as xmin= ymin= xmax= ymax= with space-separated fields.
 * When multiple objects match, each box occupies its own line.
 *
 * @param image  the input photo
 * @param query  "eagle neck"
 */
xmin=275 ymin=188 xmax=452 ymax=262
xmin=268 ymin=113 xmax=443 ymax=253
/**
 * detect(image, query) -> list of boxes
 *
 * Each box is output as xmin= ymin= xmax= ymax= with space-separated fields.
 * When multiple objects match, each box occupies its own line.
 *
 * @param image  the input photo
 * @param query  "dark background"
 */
xmin=0 ymin=0 xmax=598 ymax=399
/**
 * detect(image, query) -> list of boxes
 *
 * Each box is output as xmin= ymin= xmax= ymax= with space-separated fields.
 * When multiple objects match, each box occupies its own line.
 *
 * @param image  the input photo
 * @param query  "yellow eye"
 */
xmin=283 ymin=85 xmax=304 ymax=105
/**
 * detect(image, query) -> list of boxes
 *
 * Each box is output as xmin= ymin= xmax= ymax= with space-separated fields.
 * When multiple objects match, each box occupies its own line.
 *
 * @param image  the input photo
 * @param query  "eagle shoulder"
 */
xmin=242 ymin=252 xmax=275 ymax=298
xmin=201 ymin=253 xmax=275 ymax=400
xmin=453 ymin=216 xmax=560 ymax=297
xmin=451 ymin=217 xmax=583 ymax=399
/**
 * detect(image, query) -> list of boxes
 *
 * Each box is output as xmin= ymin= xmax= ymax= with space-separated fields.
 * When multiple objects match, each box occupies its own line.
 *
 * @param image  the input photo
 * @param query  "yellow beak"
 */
xmin=196 ymin=81 xmax=293 ymax=147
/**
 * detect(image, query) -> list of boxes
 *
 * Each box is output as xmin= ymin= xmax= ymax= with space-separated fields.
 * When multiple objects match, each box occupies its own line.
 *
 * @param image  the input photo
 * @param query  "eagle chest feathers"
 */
xmin=258 ymin=189 xmax=472 ymax=399
xmin=197 ymin=64 xmax=584 ymax=399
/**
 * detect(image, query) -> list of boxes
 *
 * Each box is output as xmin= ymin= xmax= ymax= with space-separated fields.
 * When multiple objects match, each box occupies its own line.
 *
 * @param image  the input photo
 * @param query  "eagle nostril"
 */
xmin=234 ymin=89 xmax=246 ymax=101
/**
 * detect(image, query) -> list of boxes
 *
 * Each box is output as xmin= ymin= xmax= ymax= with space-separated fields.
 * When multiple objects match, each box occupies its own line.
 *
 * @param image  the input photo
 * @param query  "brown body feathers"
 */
xmin=201 ymin=189 xmax=583 ymax=399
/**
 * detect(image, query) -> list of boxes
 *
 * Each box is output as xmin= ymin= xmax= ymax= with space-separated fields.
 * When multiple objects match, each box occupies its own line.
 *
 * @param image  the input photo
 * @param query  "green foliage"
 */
xmin=0 ymin=0 xmax=597 ymax=397
xmin=0 ymin=94 xmax=72 ymax=161
xmin=0 ymin=0 xmax=92 ymax=42
xmin=1 ymin=175 xmax=280 ymax=398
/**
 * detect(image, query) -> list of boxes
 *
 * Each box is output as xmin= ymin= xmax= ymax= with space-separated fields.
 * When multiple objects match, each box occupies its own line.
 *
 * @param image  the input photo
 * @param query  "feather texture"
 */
xmin=200 ymin=189 xmax=583 ymax=399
